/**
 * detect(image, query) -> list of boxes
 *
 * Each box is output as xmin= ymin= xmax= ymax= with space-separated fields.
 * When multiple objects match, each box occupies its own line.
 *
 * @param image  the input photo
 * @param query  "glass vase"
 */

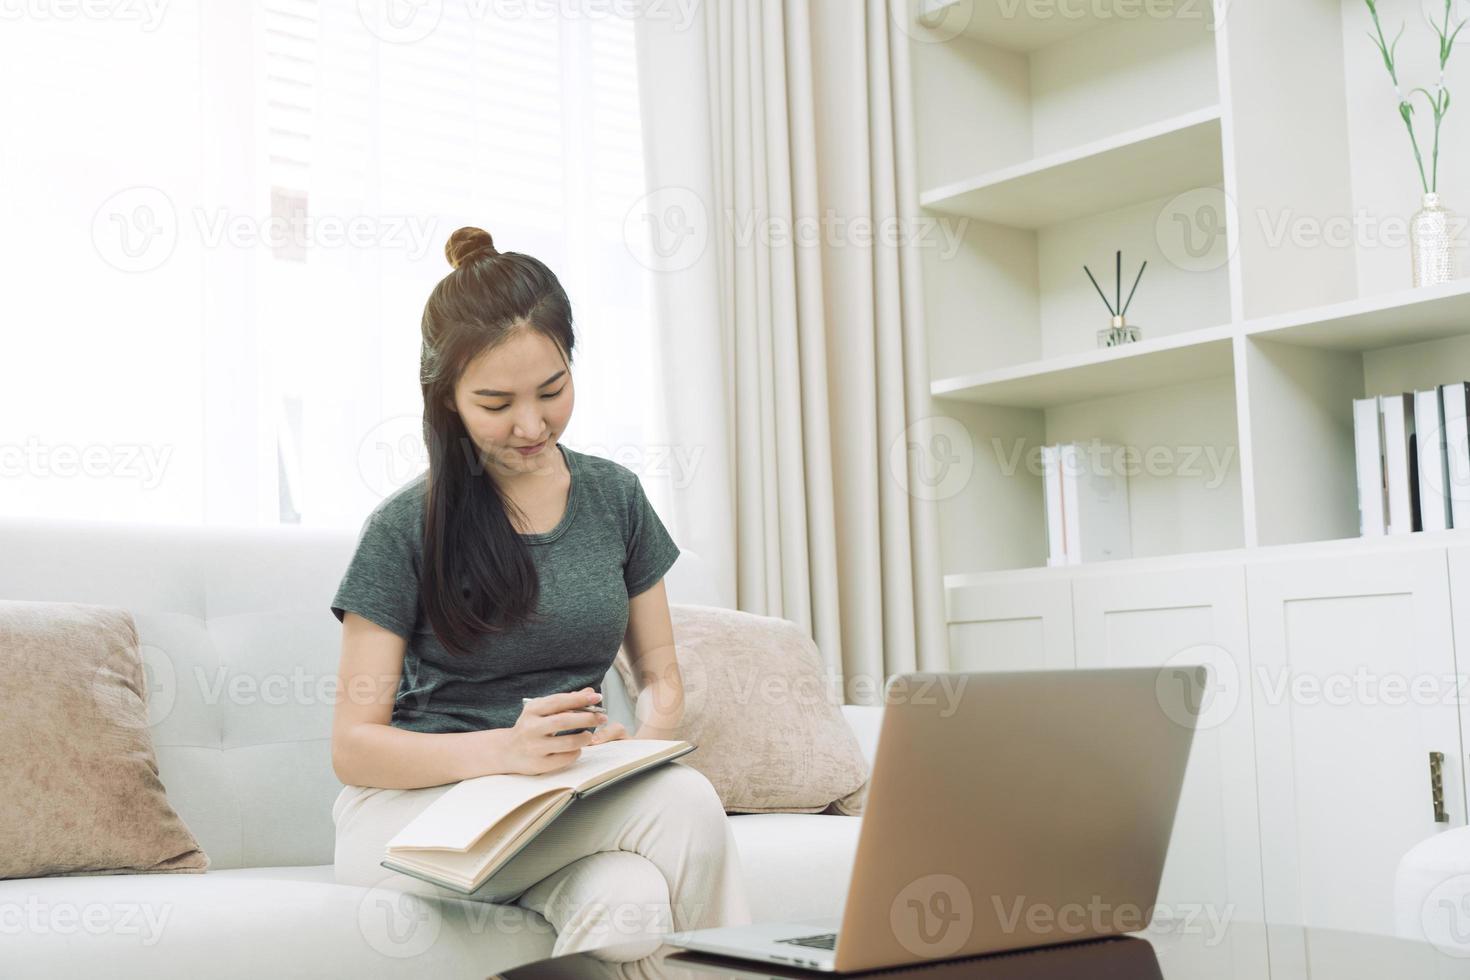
xmin=1412 ymin=191 xmax=1457 ymax=288
xmin=1096 ymin=315 xmax=1141 ymax=349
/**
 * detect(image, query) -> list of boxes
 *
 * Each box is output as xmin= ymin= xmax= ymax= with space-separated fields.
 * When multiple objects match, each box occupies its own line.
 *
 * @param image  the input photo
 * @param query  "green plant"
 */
xmin=1365 ymin=0 xmax=1466 ymax=194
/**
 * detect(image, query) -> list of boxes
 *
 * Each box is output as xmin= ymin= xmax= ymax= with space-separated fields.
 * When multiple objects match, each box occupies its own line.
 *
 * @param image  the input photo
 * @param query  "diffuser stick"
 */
xmin=1115 ymin=250 xmax=1121 ymax=314
xmin=1083 ymin=265 xmax=1116 ymax=315
xmin=1121 ymin=260 xmax=1147 ymax=316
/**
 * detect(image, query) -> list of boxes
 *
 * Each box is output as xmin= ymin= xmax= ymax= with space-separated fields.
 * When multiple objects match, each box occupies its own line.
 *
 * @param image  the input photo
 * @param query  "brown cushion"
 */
xmin=614 ymin=604 xmax=868 ymax=815
xmin=0 ymin=600 xmax=209 ymax=879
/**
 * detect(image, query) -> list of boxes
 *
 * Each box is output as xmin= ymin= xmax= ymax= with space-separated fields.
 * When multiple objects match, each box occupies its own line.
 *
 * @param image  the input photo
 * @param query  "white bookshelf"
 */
xmin=919 ymin=106 xmax=1224 ymax=229
xmin=906 ymin=0 xmax=1470 ymax=577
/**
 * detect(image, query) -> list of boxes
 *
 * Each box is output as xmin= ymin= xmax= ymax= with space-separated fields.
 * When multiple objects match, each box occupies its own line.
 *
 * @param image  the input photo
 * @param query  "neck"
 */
xmin=491 ymin=444 xmax=564 ymax=495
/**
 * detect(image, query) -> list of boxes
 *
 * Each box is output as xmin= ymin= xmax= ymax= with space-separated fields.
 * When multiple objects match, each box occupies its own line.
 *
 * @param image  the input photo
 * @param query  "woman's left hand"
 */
xmin=588 ymin=720 xmax=629 ymax=745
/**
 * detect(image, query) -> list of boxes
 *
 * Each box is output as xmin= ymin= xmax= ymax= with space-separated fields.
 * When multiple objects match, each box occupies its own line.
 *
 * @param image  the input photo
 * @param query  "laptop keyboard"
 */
xmin=776 ymin=932 xmax=837 ymax=950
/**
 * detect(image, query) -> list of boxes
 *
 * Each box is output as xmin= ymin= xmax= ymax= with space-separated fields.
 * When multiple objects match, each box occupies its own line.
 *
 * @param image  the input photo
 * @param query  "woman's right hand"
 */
xmin=503 ymin=687 xmax=605 ymax=775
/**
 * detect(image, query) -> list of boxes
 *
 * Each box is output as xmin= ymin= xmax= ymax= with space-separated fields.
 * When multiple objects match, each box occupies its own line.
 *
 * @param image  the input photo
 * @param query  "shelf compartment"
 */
xmin=919 ymin=107 xmax=1223 ymax=230
xmin=932 ymin=325 xmax=1235 ymax=409
xmin=934 ymin=362 xmax=1243 ymax=577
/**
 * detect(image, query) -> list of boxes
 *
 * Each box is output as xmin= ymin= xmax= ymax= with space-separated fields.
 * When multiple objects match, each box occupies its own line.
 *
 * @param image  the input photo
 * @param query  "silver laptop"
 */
xmin=663 ymin=666 xmax=1205 ymax=973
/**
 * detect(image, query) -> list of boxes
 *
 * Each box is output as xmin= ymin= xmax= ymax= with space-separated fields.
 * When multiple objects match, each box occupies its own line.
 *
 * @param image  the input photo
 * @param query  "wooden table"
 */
xmin=492 ymin=923 xmax=1463 ymax=979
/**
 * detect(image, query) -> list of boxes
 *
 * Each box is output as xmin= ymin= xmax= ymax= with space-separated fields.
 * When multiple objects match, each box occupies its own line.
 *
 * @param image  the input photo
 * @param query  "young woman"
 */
xmin=328 ymin=226 xmax=751 ymax=961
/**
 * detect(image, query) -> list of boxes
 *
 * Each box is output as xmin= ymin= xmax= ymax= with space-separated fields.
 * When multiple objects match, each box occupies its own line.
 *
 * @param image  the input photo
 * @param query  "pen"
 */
xmin=523 ymin=696 xmax=607 ymax=736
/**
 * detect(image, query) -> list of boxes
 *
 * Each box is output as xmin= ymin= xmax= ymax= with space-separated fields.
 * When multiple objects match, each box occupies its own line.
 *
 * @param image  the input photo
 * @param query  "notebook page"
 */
xmin=386 ymin=739 xmax=686 ymax=851
xmin=391 ymin=793 xmax=555 ymax=880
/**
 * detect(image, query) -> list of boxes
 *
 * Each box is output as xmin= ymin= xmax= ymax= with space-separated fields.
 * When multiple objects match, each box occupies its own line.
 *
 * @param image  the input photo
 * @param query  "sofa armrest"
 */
xmin=840 ymin=704 xmax=883 ymax=773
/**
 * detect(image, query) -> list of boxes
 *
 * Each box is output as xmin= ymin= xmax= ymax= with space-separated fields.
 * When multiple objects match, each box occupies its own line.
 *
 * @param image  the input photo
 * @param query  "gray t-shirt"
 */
xmin=330 ymin=443 xmax=680 ymax=734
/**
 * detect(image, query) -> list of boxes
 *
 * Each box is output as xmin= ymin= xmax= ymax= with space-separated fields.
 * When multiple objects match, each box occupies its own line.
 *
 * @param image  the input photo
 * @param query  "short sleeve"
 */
xmin=624 ymin=477 xmax=681 ymax=598
xmin=330 ymin=511 xmax=421 ymax=639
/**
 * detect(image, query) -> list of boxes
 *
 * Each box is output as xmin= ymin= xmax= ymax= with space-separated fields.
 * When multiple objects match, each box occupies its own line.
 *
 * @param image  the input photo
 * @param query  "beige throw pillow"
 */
xmin=614 ymin=604 xmax=868 ymax=815
xmin=0 ymin=600 xmax=209 ymax=879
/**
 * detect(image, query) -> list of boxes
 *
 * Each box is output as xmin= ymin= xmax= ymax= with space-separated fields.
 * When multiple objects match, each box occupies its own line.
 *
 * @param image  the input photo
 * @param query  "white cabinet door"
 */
xmin=1073 ymin=562 xmax=1266 ymax=980
xmin=945 ymin=576 xmax=1074 ymax=672
xmin=1245 ymin=549 xmax=1465 ymax=956
xmin=1444 ymin=546 xmax=1470 ymax=820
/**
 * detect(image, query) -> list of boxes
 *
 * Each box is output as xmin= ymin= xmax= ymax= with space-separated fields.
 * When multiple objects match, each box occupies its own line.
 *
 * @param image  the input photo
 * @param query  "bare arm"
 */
xmin=330 ymin=612 xmax=608 ymax=789
xmin=330 ymin=612 xmax=498 ymax=788
xmin=621 ymin=578 xmax=686 ymax=739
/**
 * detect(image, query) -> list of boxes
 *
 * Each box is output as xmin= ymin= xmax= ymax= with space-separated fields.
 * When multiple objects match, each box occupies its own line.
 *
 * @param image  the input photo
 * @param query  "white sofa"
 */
xmin=0 ymin=518 xmax=882 ymax=979
xmin=1394 ymin=827 xmax=1470 ymax=956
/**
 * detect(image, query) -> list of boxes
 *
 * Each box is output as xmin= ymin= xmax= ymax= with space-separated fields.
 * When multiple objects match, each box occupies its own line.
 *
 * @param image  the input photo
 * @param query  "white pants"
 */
xmin=333 ymin=761 xmax=753 ymax=962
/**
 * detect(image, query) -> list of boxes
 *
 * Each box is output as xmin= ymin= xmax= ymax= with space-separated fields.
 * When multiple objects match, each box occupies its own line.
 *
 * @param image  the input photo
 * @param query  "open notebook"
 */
xmin=381 ymin=738 xmax=696 ymax=895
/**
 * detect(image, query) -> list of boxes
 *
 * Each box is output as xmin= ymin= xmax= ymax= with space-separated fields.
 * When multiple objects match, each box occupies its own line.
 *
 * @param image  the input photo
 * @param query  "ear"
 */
xmin=442 ymin=394 xmax=457 ymax=414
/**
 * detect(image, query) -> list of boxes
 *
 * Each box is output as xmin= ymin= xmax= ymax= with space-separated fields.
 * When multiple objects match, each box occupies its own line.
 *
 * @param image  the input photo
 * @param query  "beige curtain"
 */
xmin=632 ymin=0 xmax=949 ymax=703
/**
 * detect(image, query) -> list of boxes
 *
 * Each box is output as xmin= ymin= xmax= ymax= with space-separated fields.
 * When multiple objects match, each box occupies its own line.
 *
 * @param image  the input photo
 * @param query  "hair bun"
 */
xmin=445 ymin=226 xmax=498 ymax=270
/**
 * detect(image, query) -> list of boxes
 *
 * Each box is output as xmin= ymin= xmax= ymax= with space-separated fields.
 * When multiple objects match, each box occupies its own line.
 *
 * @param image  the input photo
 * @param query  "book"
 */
xmin=1041 ymin=444 xmax=1067 ymax=566
xmin=1414 ymin=387 xmax=1452 ymax=532
xmin=1380 ymin=393 xmax=1420 ymax=534
xmin=1058 ymin=442 xmax=1131 ymax=563
xmin=381 ymin=738 xmax=696 ymax=895
xmin=1352 ymin=396 xmax=1387 ymax=537
xmin=1441 ymin=381 xmax=1470 ymax=528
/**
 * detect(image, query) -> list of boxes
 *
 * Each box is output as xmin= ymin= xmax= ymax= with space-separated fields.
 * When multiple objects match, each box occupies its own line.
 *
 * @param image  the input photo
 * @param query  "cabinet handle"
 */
xmin=1430 ymin=751 xmax=1449 ymax=824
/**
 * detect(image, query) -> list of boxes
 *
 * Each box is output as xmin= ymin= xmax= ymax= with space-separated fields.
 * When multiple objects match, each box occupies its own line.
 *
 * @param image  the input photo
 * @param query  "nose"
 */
xmin=512 ymin=404 xmax=546 ymax=441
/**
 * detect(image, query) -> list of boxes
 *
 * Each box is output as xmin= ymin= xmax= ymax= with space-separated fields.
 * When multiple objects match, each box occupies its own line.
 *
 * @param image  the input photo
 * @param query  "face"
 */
xmin=446 ymin=328 xmax=574 ymax=482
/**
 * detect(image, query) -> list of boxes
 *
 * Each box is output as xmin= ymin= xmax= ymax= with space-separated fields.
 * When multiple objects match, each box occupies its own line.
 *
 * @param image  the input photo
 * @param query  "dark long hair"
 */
xmin=418 ymin=225 xmax=575 ymax=656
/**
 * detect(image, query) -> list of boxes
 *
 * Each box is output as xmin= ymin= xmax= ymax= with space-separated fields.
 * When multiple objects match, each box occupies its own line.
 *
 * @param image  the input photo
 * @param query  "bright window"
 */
xmin=0 ymin=0 xmax=659 ymax=528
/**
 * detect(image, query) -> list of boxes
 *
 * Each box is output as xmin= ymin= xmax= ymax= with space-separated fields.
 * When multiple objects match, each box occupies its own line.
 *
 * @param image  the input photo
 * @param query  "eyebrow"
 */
xmin=472 ymin=370 xmax=566 ymax=398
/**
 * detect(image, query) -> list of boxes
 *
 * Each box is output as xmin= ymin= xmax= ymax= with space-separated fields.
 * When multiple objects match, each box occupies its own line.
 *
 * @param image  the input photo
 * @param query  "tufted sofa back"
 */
xmin=0 ymin=517 xmax=722 ymax=869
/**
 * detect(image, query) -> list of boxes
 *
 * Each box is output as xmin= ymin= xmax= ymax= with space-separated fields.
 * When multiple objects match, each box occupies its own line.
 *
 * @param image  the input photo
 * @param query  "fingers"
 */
xmin=523 ymin=688 xmax=602 ymax=717
xmin=589 ymin=722 xmax=627 ymax=744
xmin=542 ymin=729 xmax=596 ymax=749
xmin=529 ymin=708 xmax=604 ymax=738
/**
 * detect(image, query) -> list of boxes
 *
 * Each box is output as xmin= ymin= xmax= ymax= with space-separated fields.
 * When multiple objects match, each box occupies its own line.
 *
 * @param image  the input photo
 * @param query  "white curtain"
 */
xmin=632 ymin=0 xmax=950 ymax=701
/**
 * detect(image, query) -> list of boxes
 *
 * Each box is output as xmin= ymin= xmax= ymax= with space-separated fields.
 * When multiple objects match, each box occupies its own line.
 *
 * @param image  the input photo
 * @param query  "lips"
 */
xmin=513 ymin=440 xmax=546 ymax=454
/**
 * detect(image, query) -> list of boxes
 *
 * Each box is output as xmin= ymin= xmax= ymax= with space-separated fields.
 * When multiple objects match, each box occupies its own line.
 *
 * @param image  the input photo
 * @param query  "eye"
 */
xmin=482 ymin=388 xmax=565 ymax=412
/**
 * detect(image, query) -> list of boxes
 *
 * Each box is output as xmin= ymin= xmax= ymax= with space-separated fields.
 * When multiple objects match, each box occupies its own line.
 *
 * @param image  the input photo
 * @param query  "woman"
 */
xmin=329 ymin=226 xmax=751 ymax=962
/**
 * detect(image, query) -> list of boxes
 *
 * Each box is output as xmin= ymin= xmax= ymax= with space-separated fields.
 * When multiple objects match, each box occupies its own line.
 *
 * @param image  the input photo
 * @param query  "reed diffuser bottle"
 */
xmin=1086 ymin=250 xmax=1146 ymax=348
